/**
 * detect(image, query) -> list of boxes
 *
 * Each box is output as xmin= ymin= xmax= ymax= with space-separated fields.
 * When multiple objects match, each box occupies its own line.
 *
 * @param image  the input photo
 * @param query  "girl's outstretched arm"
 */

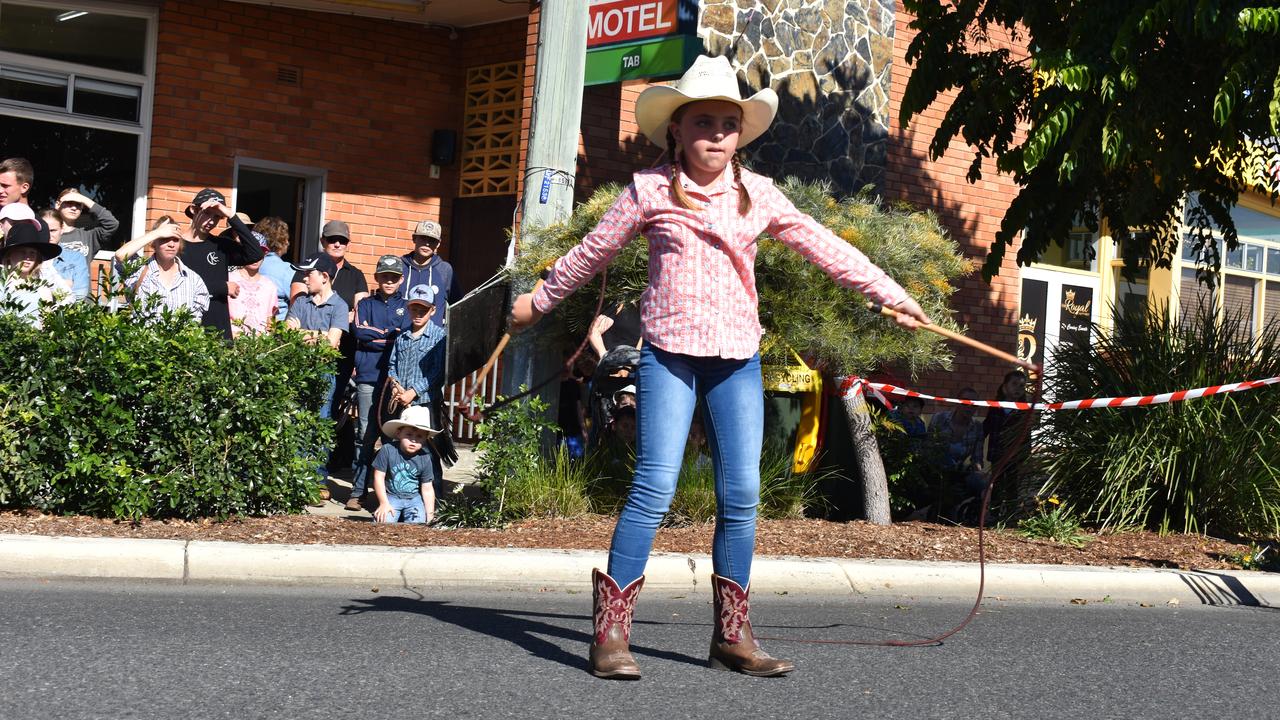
xmin=511 ymin=184 xmax=646 ymax=333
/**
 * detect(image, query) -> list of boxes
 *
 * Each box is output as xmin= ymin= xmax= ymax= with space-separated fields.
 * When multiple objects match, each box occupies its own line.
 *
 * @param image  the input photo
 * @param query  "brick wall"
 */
xmin=576 ymin=81 xmax=663 ymax=197
xmin=148 ymin=1 xmax=526 ymax=282
xmin=884 ymin=13 xmax=1027 ymax=400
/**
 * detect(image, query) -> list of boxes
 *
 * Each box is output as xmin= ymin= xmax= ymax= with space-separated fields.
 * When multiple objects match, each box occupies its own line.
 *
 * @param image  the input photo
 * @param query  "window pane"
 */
xmin=1181 ymin=235 xmax=1198 ymax=261
xmin=0 ymin=65 xmax=66 ymax=108
xmin=1266 ymin=281 xmax=1280 ymax=334
xmin=4 ymin=113 xmax=137 ymax=250
xmin=1268 ymin=247 xmax=1280 ymax=276
xmin=1226 ymin=243 xmax=1244 ymax=269
xmin=0 ymin=4 xmax=148 ymax=75
xmin=1223 ymin=274 xmax=1257 ymax=340
xmin=1245 ymin=245 xmax=1264 ymax=273
xmin=72 ymin=77 xmax=139 ymax=122
xmin=1179 ymin=268 xmax=1216 ymax=331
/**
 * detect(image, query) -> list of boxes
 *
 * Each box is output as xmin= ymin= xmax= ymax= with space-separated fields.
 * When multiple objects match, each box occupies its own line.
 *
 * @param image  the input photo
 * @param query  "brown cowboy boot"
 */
xmin=589 ymin=568 xmax=645 ymax=680
xmin=709 ymin=573 xmax=795 ymax=677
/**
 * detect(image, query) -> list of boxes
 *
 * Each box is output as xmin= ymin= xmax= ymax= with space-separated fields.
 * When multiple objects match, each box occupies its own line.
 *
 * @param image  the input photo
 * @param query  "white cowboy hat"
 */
xmin=635 ymin=54 xmax=778 ymax=150
xmin=381 ymin=405 xmax=440 ymax=438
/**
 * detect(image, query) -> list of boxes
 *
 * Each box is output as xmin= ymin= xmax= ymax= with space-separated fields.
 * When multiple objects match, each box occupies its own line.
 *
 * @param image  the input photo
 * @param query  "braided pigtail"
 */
xmin=667 ymin=128 xmax=698 ymax=211
xmin=731 ymin=154 xmax=751 ymax=215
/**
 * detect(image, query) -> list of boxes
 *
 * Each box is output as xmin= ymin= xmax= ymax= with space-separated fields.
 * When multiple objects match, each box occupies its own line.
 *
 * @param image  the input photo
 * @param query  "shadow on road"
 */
xmin=339 ymin=595 xmax=705 ymax=674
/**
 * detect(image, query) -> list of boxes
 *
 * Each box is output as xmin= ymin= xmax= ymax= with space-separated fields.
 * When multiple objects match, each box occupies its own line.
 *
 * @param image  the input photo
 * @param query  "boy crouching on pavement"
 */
xmin=372 ymin=405 xmax=439 ymax=524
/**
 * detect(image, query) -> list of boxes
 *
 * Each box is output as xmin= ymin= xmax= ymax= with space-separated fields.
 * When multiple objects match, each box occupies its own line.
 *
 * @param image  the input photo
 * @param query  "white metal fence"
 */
xmin=443 ymin=361 xmax=503 ymax=444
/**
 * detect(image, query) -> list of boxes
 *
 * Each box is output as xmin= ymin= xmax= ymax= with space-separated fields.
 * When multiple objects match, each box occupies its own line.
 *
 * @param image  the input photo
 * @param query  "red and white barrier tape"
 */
xmin=840 ymin=375 xmax=1280 ymax=411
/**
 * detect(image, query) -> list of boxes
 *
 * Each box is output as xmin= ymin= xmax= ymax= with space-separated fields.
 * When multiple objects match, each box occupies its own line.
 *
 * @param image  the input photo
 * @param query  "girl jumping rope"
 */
xmin=510 ymin=55 xmax=930 ymax=680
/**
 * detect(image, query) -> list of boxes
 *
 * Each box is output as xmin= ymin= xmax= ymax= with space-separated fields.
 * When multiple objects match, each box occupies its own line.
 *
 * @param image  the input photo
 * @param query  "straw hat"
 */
xmin=634 ymin=55 xmax=778 ymax=150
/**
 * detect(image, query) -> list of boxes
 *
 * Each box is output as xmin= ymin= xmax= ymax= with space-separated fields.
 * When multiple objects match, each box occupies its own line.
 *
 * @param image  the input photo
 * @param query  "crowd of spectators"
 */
xmin=0 ymin=156 xmax=463 ymax=524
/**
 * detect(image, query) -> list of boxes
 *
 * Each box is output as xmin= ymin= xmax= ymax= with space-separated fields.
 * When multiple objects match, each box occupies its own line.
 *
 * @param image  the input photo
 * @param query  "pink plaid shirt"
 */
xmin=533 ymin=165 xmax=910 ymax=360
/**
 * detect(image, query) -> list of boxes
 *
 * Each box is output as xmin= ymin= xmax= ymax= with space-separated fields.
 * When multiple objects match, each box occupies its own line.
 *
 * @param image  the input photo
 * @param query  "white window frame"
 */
xmin=0 ymin=0 xmax=157 ymax=255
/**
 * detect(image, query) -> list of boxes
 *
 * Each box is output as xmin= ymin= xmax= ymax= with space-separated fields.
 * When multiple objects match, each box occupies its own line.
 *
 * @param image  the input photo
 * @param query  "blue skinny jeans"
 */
xmin=607 ymin=345 xmax=763 ymax=589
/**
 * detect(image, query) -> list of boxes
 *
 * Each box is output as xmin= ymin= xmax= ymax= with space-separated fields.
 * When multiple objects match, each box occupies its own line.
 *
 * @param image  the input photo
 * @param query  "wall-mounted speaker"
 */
xmin=431 ymin=129 xmax=457 ymax=166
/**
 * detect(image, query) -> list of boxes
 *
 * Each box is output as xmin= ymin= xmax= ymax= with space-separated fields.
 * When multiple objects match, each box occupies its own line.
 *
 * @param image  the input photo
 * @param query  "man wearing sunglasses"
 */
xmin=289 ymin=219 xmax=369 ymax=317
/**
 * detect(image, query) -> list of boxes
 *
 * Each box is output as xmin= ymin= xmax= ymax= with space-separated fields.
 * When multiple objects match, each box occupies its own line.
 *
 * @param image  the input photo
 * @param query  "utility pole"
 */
xmin=501 ymin=1 xmax=589 ymax=405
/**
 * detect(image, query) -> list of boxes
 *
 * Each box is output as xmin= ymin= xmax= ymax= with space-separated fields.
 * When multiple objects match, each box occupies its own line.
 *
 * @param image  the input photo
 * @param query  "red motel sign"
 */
xmin=588 ymin=0 xmax=679 ymax=49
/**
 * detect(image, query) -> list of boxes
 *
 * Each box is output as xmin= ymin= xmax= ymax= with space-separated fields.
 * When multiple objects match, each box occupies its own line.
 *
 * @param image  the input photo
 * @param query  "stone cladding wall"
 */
xmin=700 ymin=0 xmax=897 ymax=194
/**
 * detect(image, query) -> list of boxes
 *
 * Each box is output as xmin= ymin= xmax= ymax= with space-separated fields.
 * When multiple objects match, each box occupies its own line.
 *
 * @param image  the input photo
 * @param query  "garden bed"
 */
xmin=0 ymin=510 xmax=1256 ymax=571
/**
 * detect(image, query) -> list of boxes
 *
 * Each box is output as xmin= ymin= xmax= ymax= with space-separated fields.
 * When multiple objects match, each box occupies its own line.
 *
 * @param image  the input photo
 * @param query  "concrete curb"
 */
xmin=2 ymin=534 xmax=1278 ymax=606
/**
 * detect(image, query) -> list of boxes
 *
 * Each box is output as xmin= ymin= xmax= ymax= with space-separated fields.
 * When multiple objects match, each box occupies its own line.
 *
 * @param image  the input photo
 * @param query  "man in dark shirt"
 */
xmin=289 ymin=219 xmax=369 ymax=313
xmin=178 ymin=188 xmax=264 ymax=340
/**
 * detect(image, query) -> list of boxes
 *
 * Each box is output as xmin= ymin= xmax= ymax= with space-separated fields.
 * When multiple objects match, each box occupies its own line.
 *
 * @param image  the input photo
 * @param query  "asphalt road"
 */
xmin=0 ymin=578 xmax=1276 ymax=719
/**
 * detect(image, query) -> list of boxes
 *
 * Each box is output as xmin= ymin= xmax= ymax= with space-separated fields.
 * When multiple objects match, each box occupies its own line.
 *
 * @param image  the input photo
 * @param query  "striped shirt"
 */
xmin=533 ymin=165 xmax=910 ymax=360
xmin=388 ymin=323 xmax=446 ymax=405
xmin=124 ymin=258 xmax=210 ymax=322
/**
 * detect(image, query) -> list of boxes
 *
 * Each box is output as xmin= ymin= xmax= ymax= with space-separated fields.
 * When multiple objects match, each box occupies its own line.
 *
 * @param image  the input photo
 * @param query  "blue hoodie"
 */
xmin=399 ymin=253 xmax=462 ymax=328
xmin=352 ymin=291 xmax=410 ymax=383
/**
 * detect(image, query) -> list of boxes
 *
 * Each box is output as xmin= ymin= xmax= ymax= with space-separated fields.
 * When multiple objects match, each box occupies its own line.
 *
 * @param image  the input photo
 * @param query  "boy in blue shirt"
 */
xmin=372 ymin=405 xmax=439 ymax=524
xmin=346 ymin=255 xmax=411 ymax=510
xmin=388 ymin=283 xmax=447 ymax=494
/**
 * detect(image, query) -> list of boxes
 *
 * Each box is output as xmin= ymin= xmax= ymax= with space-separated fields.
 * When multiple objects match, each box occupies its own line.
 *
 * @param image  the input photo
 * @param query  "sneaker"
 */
xmin=344 ymin=496 xmax=364 ymax=512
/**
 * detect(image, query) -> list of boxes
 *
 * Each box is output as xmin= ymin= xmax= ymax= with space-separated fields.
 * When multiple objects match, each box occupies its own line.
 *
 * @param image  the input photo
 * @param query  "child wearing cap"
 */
xmin=387 ymin=283 xmax=447 ymax=493
xmin=509 ymin=55 xmax=931 ymax=679
xmin=400 ymin=219 xmax=461 ymax=329
xmin=227 ymin=233 xmax=280 ymax=337
xmin=286 ymin=254 xmax=349 ymax=426
xmin=346 ymin=254 xmax=411 ymax=510
xmin=371 ymin=405 xmax=439 ymax=524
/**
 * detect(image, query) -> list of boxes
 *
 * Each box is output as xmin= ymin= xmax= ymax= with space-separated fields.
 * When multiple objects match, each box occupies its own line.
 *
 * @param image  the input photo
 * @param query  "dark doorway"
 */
xmin=235 ymin=167 xmax=306 ymax=264
xmin=448 ymin=194 xmax=516 ymax=295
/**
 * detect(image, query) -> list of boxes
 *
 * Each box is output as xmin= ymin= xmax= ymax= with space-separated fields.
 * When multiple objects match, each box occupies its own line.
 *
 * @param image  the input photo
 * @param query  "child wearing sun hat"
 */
xmin=510 ymin=54 xmax=933 ymax=680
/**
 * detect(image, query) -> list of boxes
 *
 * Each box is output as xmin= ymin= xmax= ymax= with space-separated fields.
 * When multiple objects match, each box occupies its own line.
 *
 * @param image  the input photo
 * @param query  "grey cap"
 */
xmin=405 ymin=283 xmax=437 ymax=307
xmin=321 ymin=219 xmax=350 ymax=240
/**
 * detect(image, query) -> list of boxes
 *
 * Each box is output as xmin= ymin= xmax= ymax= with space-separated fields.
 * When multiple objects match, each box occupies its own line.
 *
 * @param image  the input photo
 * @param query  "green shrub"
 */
xmin=462 ymin=389 xmax=830 ymax=526
xmin=664 ymin=444 xmax=827 ymax=525
xmin=1038 ymin=302 xmax=1280 ymax=538
xmin=1017 ymin=497 xmax=1090 ymax=547
xmin=504 ymin=445 xmax=601 ymax=518
xmin=0 ymin=302 xmax=333 ymax=520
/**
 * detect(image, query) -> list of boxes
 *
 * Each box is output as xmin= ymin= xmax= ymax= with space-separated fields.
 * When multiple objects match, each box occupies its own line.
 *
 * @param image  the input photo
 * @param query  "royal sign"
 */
xmin=588 ymin=1 xmax=679 ymax=49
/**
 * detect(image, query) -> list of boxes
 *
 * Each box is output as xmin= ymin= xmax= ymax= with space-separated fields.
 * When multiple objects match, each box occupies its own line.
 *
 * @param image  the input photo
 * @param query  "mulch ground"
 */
xmin=0 ymin=510 xmax=1255 ymax=570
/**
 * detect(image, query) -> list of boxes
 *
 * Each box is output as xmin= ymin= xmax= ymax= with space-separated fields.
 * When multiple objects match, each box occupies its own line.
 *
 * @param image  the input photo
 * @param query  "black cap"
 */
xmin=292 ymin=253 xmax=339 ymax=279
xmin=185 ymin=188 xmax=227 ymax=217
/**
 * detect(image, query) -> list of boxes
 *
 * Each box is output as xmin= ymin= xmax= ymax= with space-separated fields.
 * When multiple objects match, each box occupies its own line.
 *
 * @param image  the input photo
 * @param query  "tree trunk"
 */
xmin=841 ymin=384 xmax=892 ymax=525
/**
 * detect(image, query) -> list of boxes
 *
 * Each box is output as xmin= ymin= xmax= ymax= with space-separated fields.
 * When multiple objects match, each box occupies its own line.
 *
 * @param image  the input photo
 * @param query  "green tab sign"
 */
xmin=584 ymin=35 xmax=696 ymax=86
